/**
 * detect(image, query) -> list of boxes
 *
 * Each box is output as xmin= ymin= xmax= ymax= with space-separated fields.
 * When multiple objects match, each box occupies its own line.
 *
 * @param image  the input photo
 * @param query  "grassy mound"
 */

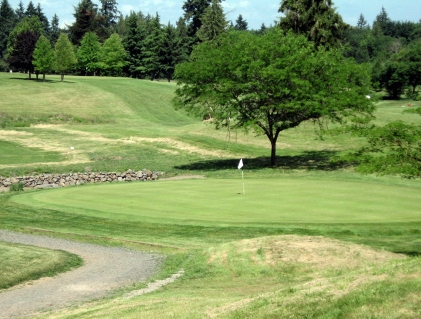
xmin=0 ymin=241 xmax=82 ymax=290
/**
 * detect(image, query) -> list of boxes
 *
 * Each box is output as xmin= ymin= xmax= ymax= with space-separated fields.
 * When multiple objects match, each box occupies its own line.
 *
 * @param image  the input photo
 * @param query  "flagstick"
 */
xmin=242 ymin=170 xmax=245 ymax=195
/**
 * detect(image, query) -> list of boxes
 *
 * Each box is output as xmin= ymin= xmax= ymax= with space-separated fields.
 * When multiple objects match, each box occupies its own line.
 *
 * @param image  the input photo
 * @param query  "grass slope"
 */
xmin=1 ymin=72 xmax=421 ymax=318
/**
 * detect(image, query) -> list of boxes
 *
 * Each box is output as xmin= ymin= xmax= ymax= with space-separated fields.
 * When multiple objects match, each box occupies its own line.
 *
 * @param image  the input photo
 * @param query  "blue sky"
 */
xmin=7 ymin=0 xmax=421 ymax=30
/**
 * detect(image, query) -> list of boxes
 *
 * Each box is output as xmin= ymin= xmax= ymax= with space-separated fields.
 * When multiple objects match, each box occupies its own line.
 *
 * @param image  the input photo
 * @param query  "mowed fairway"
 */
xmin=12 ymin=178 xmax=421 ymax=225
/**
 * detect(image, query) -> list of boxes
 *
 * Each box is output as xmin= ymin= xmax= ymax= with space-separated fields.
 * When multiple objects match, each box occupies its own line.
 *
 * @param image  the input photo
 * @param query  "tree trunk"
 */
xmin=270 ymin=139 xmax=277 ymax=167
xmin=61 ymin=73 xmax=64 ymax=82
xmin=42 ymin=73 xmax=45 ymax=82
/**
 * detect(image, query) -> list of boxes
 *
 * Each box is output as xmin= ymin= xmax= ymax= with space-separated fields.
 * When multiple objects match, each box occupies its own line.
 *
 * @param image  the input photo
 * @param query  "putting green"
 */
xmin=11 ymin=178 xmax=421 ymax=226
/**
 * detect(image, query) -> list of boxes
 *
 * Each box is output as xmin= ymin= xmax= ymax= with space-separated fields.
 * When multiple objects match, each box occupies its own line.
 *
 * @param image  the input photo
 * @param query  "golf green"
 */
xmin=11 ymin=178 xmax=421 ymax=226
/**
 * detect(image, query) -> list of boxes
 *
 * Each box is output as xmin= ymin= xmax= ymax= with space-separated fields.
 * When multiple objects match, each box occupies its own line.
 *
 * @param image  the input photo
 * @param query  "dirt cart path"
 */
xmin=0 ymin=230 xmax=162 ymax=319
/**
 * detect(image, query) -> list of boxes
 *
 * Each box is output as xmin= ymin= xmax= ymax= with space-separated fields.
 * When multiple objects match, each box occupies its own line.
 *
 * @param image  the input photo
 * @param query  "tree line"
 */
xmin=1 ymin=0 xmax=420 ymax=92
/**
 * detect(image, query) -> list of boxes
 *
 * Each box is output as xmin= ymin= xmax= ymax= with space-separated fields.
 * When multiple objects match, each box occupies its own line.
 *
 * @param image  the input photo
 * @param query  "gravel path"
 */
xmin=0 ymin=230 xmax=163 ymax=319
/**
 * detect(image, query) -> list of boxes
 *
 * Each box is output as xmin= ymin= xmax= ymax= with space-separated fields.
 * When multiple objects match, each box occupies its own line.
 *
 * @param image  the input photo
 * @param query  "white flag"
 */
xmin=238 ymin=158 xmax=243 ymax=169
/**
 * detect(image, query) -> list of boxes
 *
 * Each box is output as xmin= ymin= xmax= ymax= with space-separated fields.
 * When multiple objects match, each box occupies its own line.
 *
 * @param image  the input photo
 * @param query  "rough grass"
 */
xmin=0 ymin=241 xmax=83 ymax=290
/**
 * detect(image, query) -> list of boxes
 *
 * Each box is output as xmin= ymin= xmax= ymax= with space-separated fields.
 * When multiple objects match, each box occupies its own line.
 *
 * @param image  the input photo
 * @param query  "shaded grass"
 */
xmin=0 ymin=241 xmax=83 ymax=290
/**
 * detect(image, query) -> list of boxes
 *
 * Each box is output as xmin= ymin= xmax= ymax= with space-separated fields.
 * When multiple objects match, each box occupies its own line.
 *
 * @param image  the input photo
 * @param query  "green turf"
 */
xmin=0 ymin=140 xmax=64 ymax=165
xmin=11 ymin=178 xmax=421 ymax=226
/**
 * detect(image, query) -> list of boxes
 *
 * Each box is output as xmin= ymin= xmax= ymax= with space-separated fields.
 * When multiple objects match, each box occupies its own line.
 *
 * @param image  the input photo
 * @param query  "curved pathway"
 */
xmin=0 ymin=230 xmax=162 ymax=319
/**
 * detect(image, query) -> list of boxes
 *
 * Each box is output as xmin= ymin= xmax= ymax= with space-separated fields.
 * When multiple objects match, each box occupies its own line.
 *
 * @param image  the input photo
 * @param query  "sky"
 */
xmin=7 ymin=0 xmax=421 ymax=30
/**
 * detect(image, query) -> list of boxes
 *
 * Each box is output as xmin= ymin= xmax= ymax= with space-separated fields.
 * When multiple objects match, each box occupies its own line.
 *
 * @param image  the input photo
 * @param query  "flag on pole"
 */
xmin=238 ymin=158 xmax=243 ymax=169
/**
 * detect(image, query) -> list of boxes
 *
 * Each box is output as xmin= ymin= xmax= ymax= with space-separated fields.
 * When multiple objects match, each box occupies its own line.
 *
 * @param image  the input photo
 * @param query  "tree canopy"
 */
xmin=174 ymin=29 xmax=374 ymax=166
xmin=33 ymin=34 xmax=55 ymax=81
xmin=54 ymin=33 xmax=77 ymax=81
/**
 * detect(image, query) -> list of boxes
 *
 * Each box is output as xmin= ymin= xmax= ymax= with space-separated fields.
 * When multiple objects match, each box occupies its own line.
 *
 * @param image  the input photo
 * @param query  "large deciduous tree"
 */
xmin=174 ymin=29 xmax=374 ymax=166
xmin=54 ymin=33 xmax=77 ymax=81
xmin=278 ymin=0 xmax=348 ymax=49
xmin=32 ymin=35 xmax=55 ymax=81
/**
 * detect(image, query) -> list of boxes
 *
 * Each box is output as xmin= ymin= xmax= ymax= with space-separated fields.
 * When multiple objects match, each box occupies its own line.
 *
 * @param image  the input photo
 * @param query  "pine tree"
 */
xmin=0 ymin=0 xmax=17 ymax=60
xmin=161 ymin=22 xmax=182 ymax=82
xmin=35 ymin=3 xmax=49 ymax=34
xmin=50 ymin=14 xmax=60 ymax=45
xmin=33 ymin=35 xmax=55 ymax=81
xmin=68 ymin=0 xmax=98 ymax=45
xmin=55 ymin=33 xmax=77 ymax=81
xmin=279 ymin=0 xmax=348 ymax=49
xmin=24 ymin=1 xmax=37 ymax=18
xmin=77 ymin=31 xmax=101 ymax=75
xmin=124 ymin=12 xmax=147 ymax=78
xmin=196 ymin=0 xmax=227 ymax=42
xmin=175 ymin=17 xmax=190 ymax=64
xmin=182 ymin=0 xmax=223 ymax=39
xmin=142 ymin=14 xmax=166 ymax=80
xmin=15 ymin=1 xmax=24 ymax=21
xmin=234 ymin=14 xmax=248 ymax=31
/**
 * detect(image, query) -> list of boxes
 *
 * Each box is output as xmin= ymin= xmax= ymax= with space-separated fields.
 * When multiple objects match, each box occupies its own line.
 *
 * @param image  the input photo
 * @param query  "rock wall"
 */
xmin=0 ymin=169 xmax=160 ymax=189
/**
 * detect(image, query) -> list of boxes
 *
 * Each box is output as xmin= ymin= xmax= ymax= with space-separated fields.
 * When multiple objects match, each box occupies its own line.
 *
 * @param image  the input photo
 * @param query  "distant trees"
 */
xmin=234 ymin=14 xmax=248 ymax=31
xmin=174 ymin=29 xmax=374 ymax=166
xmin=98 ymin=33 xmax=126 ymax=76
xmin=196 ymin=0 xmax=227 ymax=42
xmin=68 ymin=0 xmax=98 ymax=45
xmin=0 ymin=0 xmax=17 ymax=62
xmin=279 ymin=0 xmax=348 ymax=49
xmin=6 ymin=16 xmax=42 ymax=77
xmin=77 ymin=32 xmax=101 ymax=75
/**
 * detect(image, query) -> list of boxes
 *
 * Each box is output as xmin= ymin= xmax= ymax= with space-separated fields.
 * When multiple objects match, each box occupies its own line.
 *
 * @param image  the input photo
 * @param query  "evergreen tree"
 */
xmin=357 ymin=13 xmax=368 ymax=30
xmin=54 ymin=33 xmax=77 ymax=81
xmin=68 ymin=0 xmax=98 ymax=45
xmin=142 ymin=14 xmax=165 ymax=80
xmin=50 ymin=14 xmax=60 ymax=45
xmin=6 ymin=16 xmax=42 ymax=77
xmin=97 ymin=0 xmax=120 ymax=41
xmin=374 ymin=6 xmax=392 ymax=36
xmin=182 ymin=0 xmax=223 ymax=39
xmin=175 ymin=17 xmax=190 ymax=64
xmin=196 ymin=0 xmax=227 ymax=42
xmin=77 ymin=31 xmax=101 ymax=75
xmin=0 ymin=0 xmax=17 ymax=61
xmin=234 ymin=14 xmax=248 ymax=31
xmin=33 ymin=35 xmax=55 ymax=81
xmin=35 ymin=3 xmax=49 ymax=34
xmin=15 ymin=1 xmax=24 ymax=21
xmin=98 ymin=33 xmax=126 ymax=76
xmin=279 ymin=0 xmax=348 ymax=49
xmin=124 ymin=12 xmax=146 ymax=78
xmin=161 ymin=22 xmax=182 ymax=82
xmin=24 ymin=1 xmax=37 ymax=18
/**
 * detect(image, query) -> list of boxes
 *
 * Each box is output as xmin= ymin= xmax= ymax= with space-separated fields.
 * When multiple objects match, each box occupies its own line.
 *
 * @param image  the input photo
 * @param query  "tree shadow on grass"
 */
xmin=9 ymin=77 xmax=76 ymax=84
xmin=175 ymin=150 xmax=348 ymax=172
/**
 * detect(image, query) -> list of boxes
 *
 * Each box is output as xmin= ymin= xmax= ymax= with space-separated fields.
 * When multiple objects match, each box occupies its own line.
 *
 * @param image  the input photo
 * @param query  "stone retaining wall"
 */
xmin=0 ymin=169 xmax=160 ymax=189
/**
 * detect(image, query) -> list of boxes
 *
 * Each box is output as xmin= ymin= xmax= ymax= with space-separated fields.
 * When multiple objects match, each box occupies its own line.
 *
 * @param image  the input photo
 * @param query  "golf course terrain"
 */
xmin=0 ymin=72 xmax=420 ymax=318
